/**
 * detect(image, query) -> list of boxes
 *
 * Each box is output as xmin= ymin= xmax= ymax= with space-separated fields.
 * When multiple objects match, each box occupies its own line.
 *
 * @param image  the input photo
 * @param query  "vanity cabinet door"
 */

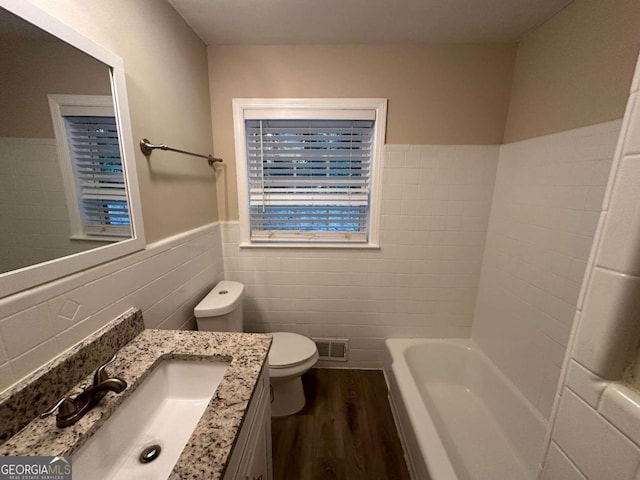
xmin=225 ymin=367 xmax=272 ymax=480
xmin=242 ymin=400 xmax=272 ymax=480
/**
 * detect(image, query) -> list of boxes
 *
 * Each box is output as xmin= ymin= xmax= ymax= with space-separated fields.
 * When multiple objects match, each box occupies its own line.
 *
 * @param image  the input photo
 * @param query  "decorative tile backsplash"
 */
xmin=0 ymin=308 xmax=143 ymax=442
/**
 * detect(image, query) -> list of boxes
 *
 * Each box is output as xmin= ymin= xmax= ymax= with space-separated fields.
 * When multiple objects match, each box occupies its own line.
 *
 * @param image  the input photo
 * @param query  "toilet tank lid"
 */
xmin=194 ymin=281 xmax=244 ymax=317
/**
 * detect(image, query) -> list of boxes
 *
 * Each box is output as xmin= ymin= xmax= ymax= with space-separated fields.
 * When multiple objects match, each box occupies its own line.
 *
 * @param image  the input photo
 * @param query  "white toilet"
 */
xmin=194 ymin=280 xmax=319 ymax=417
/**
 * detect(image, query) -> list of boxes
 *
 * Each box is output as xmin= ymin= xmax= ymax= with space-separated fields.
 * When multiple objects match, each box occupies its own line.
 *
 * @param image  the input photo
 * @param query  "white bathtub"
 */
xmin=385 ymin=339 xmax=547 ymax=480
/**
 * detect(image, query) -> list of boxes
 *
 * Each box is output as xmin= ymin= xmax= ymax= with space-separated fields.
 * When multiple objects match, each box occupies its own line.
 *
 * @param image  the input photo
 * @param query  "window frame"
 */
xmin=232 ymin=98 xmax=387 ymax=248
xmin=48 ymin=94 xmax=130 ymax=242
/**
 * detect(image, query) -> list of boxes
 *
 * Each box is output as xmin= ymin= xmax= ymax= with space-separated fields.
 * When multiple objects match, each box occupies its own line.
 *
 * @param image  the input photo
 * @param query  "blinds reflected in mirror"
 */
xmin=64 ymin=115 xmax=130 ymax=236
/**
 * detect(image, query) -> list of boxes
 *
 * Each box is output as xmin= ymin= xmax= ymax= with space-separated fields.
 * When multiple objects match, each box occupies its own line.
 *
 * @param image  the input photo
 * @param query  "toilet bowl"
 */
xmin=194 ymin=281 xmax=318 ymax=416
xmin=269 ymin=332 xmax=319 ymax=416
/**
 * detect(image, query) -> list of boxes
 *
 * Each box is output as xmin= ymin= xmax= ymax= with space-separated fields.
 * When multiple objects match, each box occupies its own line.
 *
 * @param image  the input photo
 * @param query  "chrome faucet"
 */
xmin=40 ymin=354 xmax=127 ymax=428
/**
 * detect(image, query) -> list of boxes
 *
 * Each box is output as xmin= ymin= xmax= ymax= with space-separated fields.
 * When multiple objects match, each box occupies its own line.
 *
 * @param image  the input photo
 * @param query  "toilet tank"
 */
xmin=194 ymin=281 xmax=244 ymax=332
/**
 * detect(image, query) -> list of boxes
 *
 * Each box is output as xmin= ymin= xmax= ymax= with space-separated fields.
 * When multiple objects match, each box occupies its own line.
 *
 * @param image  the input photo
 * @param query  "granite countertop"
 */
xmin=1 ymin=327 xmax=272 ymax=479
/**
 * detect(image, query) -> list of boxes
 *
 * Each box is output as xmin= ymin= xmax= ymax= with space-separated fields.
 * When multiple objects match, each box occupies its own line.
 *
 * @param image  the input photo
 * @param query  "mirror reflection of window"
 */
xmin=48 ymin=95 xmax=131 ymax=240
xmin=64 ymin=115 xmax=129 ymax=234
xmin=0 ymin=7 xmax=132 ymax=275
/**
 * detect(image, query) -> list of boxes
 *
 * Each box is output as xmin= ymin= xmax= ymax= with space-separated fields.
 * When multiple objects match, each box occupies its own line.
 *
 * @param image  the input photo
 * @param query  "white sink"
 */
xmin=73 ymin=359 xmax=230 ymax=480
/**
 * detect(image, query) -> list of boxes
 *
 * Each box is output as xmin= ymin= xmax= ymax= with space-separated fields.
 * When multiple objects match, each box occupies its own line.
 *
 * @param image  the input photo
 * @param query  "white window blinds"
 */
xmin=63 ymin=115 xmax=131 ymax=236
xmin=245 ymin=119 xmax=374 ymax=243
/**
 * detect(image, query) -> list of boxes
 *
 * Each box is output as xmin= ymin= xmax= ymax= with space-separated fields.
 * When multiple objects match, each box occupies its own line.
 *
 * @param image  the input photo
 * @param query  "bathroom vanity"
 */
xmin=225 ymin=366 xmax=272 ymax=480
xmin=0 ymin=309 xmax=273 ymax=480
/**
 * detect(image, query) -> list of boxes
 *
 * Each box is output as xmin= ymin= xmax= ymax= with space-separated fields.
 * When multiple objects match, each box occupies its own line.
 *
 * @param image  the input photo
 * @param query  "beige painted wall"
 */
xmin=208 ymin=44 xmax=517 ymax=220
xmin=28 ymin=0 xmax=217 ymax=242
xmin=504 ymin=0 xmax=640 ymax=142
xmin=0 ymin=36 xmax=111 ymax=138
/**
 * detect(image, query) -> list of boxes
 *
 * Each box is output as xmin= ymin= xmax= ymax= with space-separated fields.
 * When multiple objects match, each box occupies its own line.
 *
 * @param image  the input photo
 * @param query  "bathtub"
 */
xmin=385 ymin=339 xmax=547 ymax=480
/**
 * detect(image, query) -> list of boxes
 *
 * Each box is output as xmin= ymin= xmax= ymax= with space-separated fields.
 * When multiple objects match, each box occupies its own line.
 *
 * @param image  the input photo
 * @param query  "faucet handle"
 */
xmin=40 ymin=397 xmax=78 ymax=419
xmin=93 ymin=354 xmax=118 ymax=386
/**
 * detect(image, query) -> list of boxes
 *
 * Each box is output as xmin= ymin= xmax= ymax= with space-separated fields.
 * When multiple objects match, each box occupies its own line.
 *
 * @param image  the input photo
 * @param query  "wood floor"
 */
xmin=271 ymin=369 xmax=412 ymax=480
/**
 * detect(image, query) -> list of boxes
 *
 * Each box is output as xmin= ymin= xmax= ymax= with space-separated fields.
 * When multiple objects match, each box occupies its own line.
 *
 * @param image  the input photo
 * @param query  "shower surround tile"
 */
xmin=572 ymin=267 xmax=640 ymax=380
xmin=548 ymin=67 xmax=640 ymax=479
xmin=553 ymin=390 xmax=640 ymax=480
xmin=540 ymin=443 xmax=586 ymax=480
xmin=596 ymin=152 xmax=640 ymax=276
xmin=472 ymin=120 xmax=622 ymax=419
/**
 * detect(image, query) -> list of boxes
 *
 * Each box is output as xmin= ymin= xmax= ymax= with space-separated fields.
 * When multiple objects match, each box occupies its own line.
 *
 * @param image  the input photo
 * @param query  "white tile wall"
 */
xmin=596 ymin=156 xmax=640 ymax=275
xmin=222 ymin=145 xmax=499 ymax=368
xmin=0 ymin=138 xmax=109 ymax=272
xmin=599 ymin=384 xmax=640 ymax=447
xmin=565 ymin=360 xmax=608 ymax=409
xmin=544 ymin=62 xmax=640 ymax=480
xmin=552 ymin=390 xmax=640 ymax=480
xmin=0 ymin=223 xmax=224 ymax=394
xmin=472 ymin=121 xmax=622 ymax=419
xmin=541 ymin=443 xmax=586 ymax=480
xmin=573 ymin=267 xmax=640 ymax=379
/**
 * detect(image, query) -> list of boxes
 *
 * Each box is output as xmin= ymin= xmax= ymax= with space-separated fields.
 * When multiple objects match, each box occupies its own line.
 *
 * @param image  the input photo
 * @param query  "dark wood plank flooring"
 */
xmin=271 ymin=369 xmax=411 ymax=480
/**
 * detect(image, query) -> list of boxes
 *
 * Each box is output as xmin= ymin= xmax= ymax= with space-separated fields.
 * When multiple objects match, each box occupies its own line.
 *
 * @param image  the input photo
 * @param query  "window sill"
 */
xmin=239 ymin=242 xmax=380 ymax=250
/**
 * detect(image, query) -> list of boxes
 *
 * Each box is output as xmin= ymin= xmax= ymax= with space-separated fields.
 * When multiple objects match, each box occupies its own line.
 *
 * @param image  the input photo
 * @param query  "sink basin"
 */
xmin=73 ymin=359 xmax=230 ymax=480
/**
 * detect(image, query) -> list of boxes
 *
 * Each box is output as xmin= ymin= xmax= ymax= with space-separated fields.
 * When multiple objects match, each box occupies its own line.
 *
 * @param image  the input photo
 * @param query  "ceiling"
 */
xmin=168 ymin=0 xmax=573 ymax=46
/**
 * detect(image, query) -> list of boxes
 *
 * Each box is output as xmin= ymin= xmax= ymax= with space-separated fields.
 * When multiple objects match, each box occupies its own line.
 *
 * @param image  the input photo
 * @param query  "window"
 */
xmin=49 ymin=95 xmax=131 ymax=240
xmin=233 ymin=99 xmax=387 ymax=247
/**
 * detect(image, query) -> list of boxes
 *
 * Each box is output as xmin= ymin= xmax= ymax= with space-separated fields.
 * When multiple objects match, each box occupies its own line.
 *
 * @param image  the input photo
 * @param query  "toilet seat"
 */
xmin=269 ymin=352 xmax=319 ymax=381
xmin=269 ymin=332 xmax=317 ymax=369
xmin=268 ymin=332 xmax=319 ymax=414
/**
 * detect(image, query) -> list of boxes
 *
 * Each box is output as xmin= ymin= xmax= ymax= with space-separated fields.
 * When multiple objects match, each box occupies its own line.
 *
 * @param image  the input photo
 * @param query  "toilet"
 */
xmin=194 ymin=280 xmax=319 ymax=417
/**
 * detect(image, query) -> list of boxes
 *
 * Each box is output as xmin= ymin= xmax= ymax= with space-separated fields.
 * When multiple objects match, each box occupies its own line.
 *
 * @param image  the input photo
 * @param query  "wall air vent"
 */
xmin=313 ymin=337 xmax=349 ymax=362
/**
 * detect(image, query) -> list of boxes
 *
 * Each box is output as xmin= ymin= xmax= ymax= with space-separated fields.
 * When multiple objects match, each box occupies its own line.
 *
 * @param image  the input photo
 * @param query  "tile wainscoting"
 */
xmin=0 ymin=223 xmax=224 ymax=393
xmin=0 ymin=138 xmax=110 ymax=272
xmin=222 ymin=144 xmax=500 ymax=368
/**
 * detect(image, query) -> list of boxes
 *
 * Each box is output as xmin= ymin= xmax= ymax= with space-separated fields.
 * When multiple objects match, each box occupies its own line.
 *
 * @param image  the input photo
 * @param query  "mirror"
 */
xmin=0 ymin=2 xmax=145 ymax=297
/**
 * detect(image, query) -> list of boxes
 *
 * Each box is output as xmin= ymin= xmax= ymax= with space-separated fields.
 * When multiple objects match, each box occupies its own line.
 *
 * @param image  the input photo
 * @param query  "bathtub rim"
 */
xmin=386 ymin=337 xmax=547 ymax=480
xmin=387 ymin=338 xmax=466 ymax=480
